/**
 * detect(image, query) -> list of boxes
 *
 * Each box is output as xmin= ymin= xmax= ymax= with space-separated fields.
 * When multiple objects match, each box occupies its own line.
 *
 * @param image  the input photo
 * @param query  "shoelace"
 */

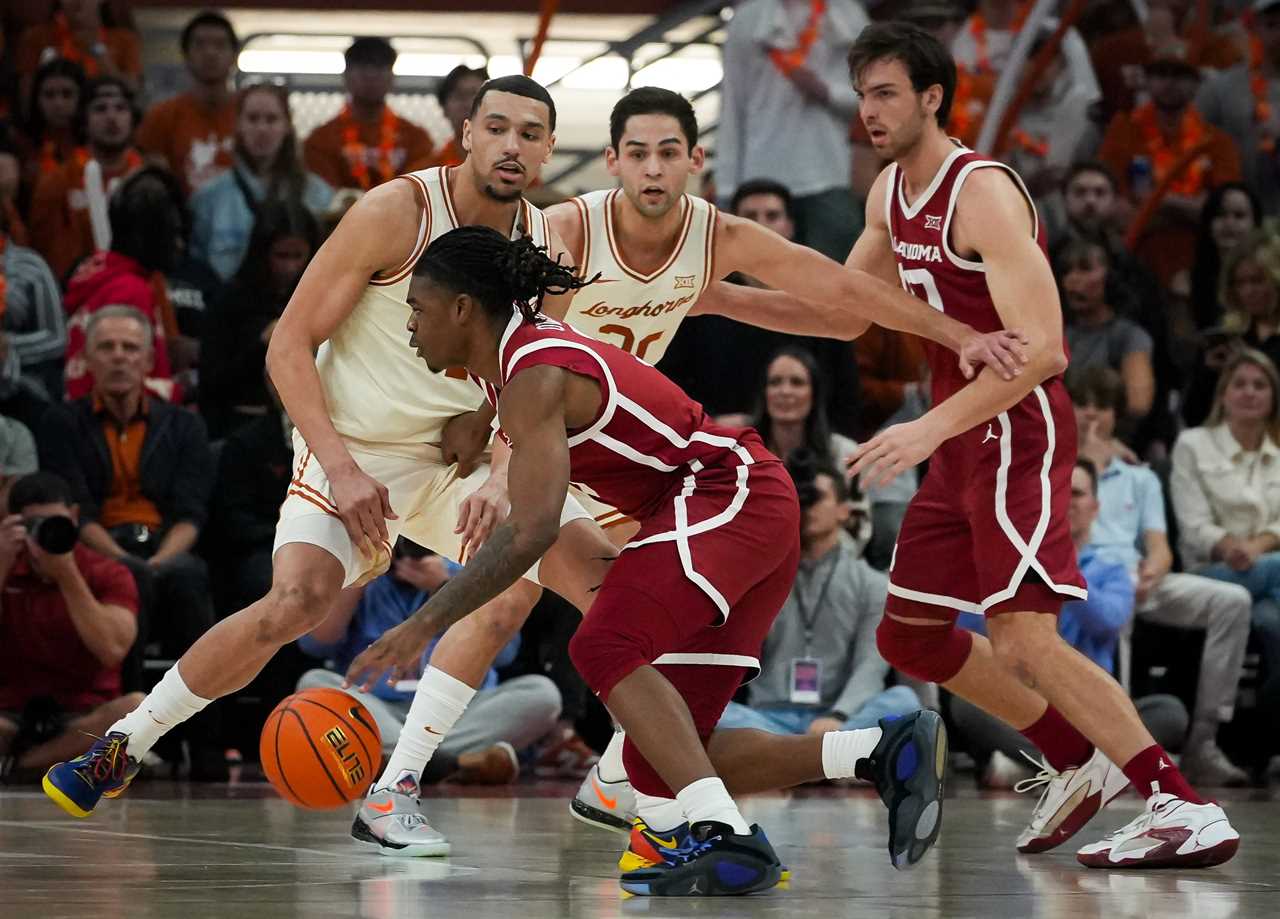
xmin=658 ymin=833 xmax=716 ymax=867
xmin=1012 ymin=752 xmax=1065 ymax=830
xmin=1097 ymin=796 xmax=1173 ymax=842
xmin=75 ymin=733 xmax=128 ymax=785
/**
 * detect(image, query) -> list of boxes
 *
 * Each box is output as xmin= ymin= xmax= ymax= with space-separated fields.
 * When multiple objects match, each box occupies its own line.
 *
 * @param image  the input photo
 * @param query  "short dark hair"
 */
xmin=1053 ymin=233 xmax=1111 ymax=277
xmin=109 ymin=166 xmax=188 ymax=273
xmin=181 ymin=11 xmax=238 ymax=55
xmin=814 ymin=464 xmax=850 ymax=503
xmin=345 ymin=36 xmax=397 ymax=70
xmin=1065 ymin=161 xmax=1117 ymax=193
xmin=8 ymin=472 xmax=73 ymax=515
xmin=469 ymin=75 xmax=557 ymax=132
xmin=730 ymin=179 xmax=794 ymax=220
xmin=609 ymin=86 xmax=698 ymax=151
xmin=437 ymin=64 xmax=489 ymax=107
xmin=1074 ymin=457 xmax=1098 ymax=496
xmin=847 ymin=21 xmax=956 ymax=126
xmin=1068 ymin=365 xmax=1125 ymax=414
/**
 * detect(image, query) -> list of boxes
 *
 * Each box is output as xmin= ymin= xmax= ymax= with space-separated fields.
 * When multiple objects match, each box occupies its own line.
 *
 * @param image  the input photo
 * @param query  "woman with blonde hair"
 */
xmin=1171 ymin=348 xmax=1280 ymax=769
xmin=188 ymin=82 xmax=332 ymax=280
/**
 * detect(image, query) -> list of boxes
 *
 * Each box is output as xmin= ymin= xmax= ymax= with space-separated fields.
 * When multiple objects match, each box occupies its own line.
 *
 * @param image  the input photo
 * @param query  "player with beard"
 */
xmin=41 ymin=77 xmax=616 ymax=859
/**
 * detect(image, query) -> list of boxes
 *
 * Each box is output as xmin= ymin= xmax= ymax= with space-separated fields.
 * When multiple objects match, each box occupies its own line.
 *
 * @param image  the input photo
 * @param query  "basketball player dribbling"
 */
xmin=41 ymin=77 xmax=617 ymax=856
xmin=843 ymin=23 xmax=1237 ymax=868
xmin=345 ymin=225 xmax=953 ymax=896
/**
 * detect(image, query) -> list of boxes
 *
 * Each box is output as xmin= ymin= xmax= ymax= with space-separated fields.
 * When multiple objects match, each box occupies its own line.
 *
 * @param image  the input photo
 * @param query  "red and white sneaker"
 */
xmin=1076 ymin=793 xmax=1239 ymax=869
xmin=1014 ymin=748 xmax=1130 ymax=854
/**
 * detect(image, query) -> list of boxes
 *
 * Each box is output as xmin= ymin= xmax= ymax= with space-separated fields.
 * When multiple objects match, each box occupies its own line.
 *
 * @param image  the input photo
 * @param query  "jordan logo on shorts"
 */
xmin=982 ymin=424 xmax=998 ymax=444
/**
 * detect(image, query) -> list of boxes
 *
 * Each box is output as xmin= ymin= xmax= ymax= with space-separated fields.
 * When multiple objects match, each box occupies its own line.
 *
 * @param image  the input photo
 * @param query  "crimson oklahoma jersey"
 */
xmin=883 ymin=145 xmax=1086 ymax=617
xmin=477 ymin=311 xmax=797 ymax=621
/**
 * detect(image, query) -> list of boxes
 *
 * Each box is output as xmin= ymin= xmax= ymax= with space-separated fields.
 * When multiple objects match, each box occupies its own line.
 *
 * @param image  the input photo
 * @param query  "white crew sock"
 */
xmin=598 ymin=728 xmax=627 ymax=783
xmin=375 ymin=665 xmax=475 ymax=790
xmin=108 ymin=664 xmax=211 ymax=758
xmin=635 ymin=791 xmax=685 ymax=833
xmin=675 ymin=777 xmax=750 ymax=835
xmin=822 ymin=727 xmax=883 ymax=780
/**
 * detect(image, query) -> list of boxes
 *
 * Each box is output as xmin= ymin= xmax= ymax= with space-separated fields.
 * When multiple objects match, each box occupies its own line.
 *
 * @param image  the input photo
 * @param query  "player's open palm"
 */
xmin=958 ymin=328 xmax=1030 ymax=381
xmin=329 ymin=464 xmax=398 ymax=557
xmin=344 ymin=617 xmax=433 ymax=693
xmin=848 ymin=419 xmax=941 ymax=489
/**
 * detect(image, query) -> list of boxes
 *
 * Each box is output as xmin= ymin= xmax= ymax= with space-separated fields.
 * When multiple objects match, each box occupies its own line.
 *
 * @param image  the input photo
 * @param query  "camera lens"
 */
xmin=28 ymin=516 xmax=78 ymax=554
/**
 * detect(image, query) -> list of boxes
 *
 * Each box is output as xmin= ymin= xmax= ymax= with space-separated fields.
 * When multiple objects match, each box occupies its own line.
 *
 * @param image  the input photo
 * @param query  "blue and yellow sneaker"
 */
xmin=621 ymin=818 xmax=792 ymax=880
xmin=855 ymin=710 xmax=948 ymax=870
xmin=43 ymin=732 xmax=140 ymax=818
xmin=619 ymin=821 xmax=783 ymax=897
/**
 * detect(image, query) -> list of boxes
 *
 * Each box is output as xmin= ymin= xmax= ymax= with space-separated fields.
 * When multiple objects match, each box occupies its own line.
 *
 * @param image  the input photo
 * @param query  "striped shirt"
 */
xmin=2 ymin=242 xmax=66 ymax=367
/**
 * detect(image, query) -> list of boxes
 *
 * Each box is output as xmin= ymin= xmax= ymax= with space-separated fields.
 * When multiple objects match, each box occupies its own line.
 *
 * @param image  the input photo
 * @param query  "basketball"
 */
xmin=259 ymin=688 xmax=382 ymax=809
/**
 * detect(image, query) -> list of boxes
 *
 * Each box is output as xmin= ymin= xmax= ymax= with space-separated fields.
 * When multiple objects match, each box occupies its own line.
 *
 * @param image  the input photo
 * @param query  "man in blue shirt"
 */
xmin=1072 ymin=367 xmax=1251 ymax=786
xmin=297 ymin=541 xmax=563 ymax=786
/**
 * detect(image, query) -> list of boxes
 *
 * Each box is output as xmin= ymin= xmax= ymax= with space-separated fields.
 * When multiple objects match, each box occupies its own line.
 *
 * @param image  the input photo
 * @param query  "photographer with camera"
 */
xmin=0 ymin=472 xmax=142 ymax=781
xmin=716 ymin=451 xmax=921 ymax=741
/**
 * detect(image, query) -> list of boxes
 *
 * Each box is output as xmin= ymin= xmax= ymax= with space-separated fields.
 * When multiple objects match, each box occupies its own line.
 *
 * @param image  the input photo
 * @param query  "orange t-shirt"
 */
xmin=1099 ymin=107 xmax=1241 ymax=285
xmin=28 ymin=149 xmax=143 ymax=282
xmin=1090 ymin=26 xmax=1244 ymax=123
xmin=16 ymin=21 xmax=141 ymax=79
xmin=303 ymin=110 xmax=436 ymax=189
xmin=135 ymin=92 xmax=236 ymax=195
xmin=95 ymin=395 xmax=163 ymax=531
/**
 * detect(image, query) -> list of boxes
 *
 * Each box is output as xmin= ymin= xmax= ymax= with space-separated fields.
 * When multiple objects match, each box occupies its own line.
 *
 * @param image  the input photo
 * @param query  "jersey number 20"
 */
xmin=600 ymin=324 xmax=663 ymax=361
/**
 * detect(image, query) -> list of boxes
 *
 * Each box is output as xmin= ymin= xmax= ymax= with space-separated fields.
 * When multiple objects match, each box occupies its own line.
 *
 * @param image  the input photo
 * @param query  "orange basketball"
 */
xmin=259 ymin=687 xmax=382 ymax=809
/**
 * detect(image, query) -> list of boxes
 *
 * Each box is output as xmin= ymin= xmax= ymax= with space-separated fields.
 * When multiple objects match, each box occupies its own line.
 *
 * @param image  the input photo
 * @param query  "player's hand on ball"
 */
xmin=455 ymin=474 xmax=511 ymax=562
xmin=344 ymin=618 xmax=433 ymax=693
xmin=848 ymin=420 xmax=939 ymax=489
xmin=442 ymin=408 xmax=494 ymax=478
xmin=329 ymin=464 xmax=397 ymax=556
xmin=957 ymin=328 xmax=1029 ymax=381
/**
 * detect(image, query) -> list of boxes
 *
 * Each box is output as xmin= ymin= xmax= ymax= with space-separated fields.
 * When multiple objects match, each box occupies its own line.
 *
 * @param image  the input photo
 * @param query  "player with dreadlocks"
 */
xmin=345 ymin=226 xmax=949 ymax=897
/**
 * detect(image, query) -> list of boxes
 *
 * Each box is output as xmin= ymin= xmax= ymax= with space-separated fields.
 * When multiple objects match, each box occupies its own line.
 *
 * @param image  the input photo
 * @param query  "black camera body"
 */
xmin=23 ymin=515 xmax=78 ymax=555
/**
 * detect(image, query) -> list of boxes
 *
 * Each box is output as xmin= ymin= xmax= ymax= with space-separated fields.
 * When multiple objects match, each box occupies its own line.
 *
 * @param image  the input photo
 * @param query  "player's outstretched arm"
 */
xmin=344 ymin=366 xmax=571 ymax=691
xmin=851 ymin=169 xmax=1070 ymax=487
xmin=266 ymin=180 xmax=423 ymax=551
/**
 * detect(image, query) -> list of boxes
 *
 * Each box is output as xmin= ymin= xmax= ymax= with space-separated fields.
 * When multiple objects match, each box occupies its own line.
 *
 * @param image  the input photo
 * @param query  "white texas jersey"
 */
xmin=563 ymin=188 xmax=717 ymax=364
xmin=316 ymin=165 xmax=551 ymax=447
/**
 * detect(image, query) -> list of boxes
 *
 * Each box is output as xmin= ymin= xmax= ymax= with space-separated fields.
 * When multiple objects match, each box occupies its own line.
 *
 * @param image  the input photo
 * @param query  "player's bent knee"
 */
xmin=875 ymin=615 xmax=973 ymax=684
xmin=568 ymin=619 xmax=647 ymax=701
xmin=259 ymin=580 xmax=334 ymax=643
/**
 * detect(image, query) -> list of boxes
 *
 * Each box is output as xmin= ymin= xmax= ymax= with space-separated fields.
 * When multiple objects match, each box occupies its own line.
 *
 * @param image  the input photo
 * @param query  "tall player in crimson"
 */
xmin=843 ymin=22 xmax=1237 ymax=868
xmin=345 ymin=226 xmax=950 ymax=896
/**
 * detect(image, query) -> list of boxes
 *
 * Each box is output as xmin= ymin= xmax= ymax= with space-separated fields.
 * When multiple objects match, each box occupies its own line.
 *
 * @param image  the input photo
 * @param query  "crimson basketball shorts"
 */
xmin=886 ymin=383 xmax=1087 ymax=621
xmin=579 ymin=458 xmax=801 ymax=733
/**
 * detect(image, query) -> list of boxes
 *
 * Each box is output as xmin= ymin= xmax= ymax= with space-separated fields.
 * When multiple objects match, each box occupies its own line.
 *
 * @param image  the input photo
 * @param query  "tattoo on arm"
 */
xmin=408 ymin=522 xmax=534 ymax=636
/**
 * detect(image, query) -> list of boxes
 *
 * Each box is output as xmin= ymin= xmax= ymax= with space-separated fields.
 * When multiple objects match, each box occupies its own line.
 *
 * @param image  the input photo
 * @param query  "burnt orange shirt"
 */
xmin=1090 ymin=26 xmax=1244 ymax=123
xmin=135 ymin=93 xmax=236 ymax=195
xmin=429 ymin=137 xmax=466 ymax=168
xmin=95 ymin=394 xmax=162 ymax=530
xmin=303 ymin=110 xmax=436 ymax=190
xmin=854 ymin=325 xmax=928 ymax=434
xmin=16 ymin=22 xmax=141 ymax=79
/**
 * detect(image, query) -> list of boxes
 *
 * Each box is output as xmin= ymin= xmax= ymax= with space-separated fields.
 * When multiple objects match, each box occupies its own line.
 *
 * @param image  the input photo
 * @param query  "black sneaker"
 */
xmin=855 ymin=710 xmax=948 ymax=870
xmin=618 ymin=821 xmax=782 ymax=897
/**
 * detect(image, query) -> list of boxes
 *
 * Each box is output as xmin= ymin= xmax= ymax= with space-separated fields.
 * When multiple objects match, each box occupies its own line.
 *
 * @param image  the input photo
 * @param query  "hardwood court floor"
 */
xmin=1 ymin=781 xmax=1276 ymax=919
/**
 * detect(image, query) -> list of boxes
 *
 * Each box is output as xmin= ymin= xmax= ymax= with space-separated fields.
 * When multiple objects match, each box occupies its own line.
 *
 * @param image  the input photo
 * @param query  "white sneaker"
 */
xmin=351 ymin=780 xmax=451 ymax=857
xmin=568 ymin=763 xmax=636 ymax=834
xmin=1014 ymin=748 xmax=1130 ymax=854
xmin=1076 ymin=793 xmax=1239 ymax=869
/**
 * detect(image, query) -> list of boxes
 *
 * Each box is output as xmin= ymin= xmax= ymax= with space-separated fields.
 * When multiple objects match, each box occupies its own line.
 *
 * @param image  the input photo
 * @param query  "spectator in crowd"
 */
xmin=1058 ymin=236 xmax=1156 ymax=426
xmin=431 ymin=64 xmax=488 ymax=168
xmin=0 ymin=132 xmax=25 ymax=243
xmin=189 ymin=83 xmax=331 ymax=281
xmin=304 ymin=37 xmax=435 ymax=191
xmin=1 ymin=206 xmax=64 ymax=402
xmin=0 ymin=414 xmax=37 ymax=511
xmin=951 ymin=0 xmax=1100 ymax=101
xmin=753 ymin=346 xmax=908 ymax=567
xmin=1187 ymin=182 xmax=1262 ymax=332
xmin=62 ymin=166 xmax=183 ymax=402
xmin=136 ymin=11 xmax=237 ymax=195
xmin=1054 ymin=161 xmax=1124 ymax=246
xmin=199 ymin=201 xmax=318 ymax=438
xmin=1184 ymin=228 xmax=1280 ymax=427
xmin=14 ymin=0 xmax=141 ymax=106
xmin=0 ymin=471 xmax=142 ymax=781
xmin=1072 ymin=367 xmax=1252 ymax=786
xmin=29 ymin=75 xmax=142 ymax=283
xmin=717 ymin=0 xmax=869 ymax=261
xmin=1100 ymin=52 xmax=1241 ymax=287
xmin=16 ymin=58 xmax=84 ymax=204
xmin=1196 ymin=0 xmax=1280 ymax=218
xmin=1170 ymin=348 xmax=1280 ymax=738
xmin=717 ymin=458 xmax=920 ymax=739
xmin=298 ymin=540 xmax=563 ymax=785
xmin=1089 ymin=0 xmax=1242 ymax=124
xmin=949 ymin=459 xmax=1189 ymax=788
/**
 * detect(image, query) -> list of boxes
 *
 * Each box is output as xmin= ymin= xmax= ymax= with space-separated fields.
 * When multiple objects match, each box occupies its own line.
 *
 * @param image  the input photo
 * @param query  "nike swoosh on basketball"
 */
xmin=592 ymin=776 xmax=618 ymax=809
xmin=368 ymin=799 xmax=396 ymax=814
